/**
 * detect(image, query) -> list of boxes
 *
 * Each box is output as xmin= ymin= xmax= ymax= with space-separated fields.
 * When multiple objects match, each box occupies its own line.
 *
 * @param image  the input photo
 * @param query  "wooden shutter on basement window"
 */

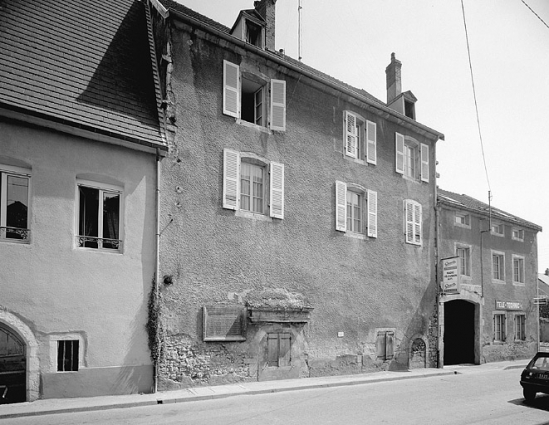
xmin=203 ymin=306 xmax=246 ymax=341
xmin=366 ymin=120 xmax=377 ymax=165
xmin=385 ymin=332 xmax=394 ymax=359
xmin=367 ymin=190 xmax=377 ymax=238
xmin=395 ymin=132 xmax=405 ymax=174
xmin=270 ymin=79 xmax=286 ymax=131
xmin=267 ymin=333 xmax=279 ymax=366
xmin=420 ymin=143 xmax=429 ymax=182
xmin=335 ymin=181 xmax=347 ymax=232
xmin=269 ymin=161 xmax=284 ymax=219
xmin=223 ymin=60 xmax=240 ymax=118
xmin=344 ymin=111 xmax=357 ymax=158
xmin=279 ymin=334 xmax=291 ymax=366
xmin=223 ymin=149 xmax=240 ymax=210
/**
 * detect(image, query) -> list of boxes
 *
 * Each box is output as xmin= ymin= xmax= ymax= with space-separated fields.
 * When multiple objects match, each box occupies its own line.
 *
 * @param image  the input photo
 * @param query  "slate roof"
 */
xmin=438 ymin=188 xmax=542 ymax=231
xmin=0 ymin=0 xmax=165 ymax=148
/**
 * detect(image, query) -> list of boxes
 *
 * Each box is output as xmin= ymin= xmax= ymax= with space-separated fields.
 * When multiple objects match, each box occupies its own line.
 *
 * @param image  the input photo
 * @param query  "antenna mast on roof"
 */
xmin=298 ymin=0 xmax=302 ymax=61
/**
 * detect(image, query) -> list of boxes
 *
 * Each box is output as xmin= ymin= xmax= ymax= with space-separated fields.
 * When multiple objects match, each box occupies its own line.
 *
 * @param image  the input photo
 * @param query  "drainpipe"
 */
xmin=434 ymin=195 xmax=443 ymax=369
xmin=154 ymin=148 xmax=161 ymax=393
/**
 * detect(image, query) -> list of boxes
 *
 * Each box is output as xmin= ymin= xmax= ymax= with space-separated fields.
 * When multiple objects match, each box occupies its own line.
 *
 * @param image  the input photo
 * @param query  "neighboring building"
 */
xmin=150 ymin=0 xmax=444 ymax=389
xmin=539 ymin=271 xmax=549 ymax=349
xmin=0 ymin=0 xmax=167 ymax=401
xmin=437 ymin=189 xmax=542 ymax=365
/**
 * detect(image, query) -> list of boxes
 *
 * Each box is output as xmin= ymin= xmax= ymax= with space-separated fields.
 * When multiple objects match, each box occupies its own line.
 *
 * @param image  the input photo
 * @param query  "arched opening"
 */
xmin=444 ymin=300 xmax=476 ymax=365
xmin=0 ymin=324 xmax=26 ymax=403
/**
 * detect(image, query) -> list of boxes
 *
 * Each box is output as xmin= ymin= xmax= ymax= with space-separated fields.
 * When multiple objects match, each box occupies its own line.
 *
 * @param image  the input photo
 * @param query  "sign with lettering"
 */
xmin=441 ymin=257 xmax=460 ymax=294
xmin=495 ymin=300 xmax=523 ymax=311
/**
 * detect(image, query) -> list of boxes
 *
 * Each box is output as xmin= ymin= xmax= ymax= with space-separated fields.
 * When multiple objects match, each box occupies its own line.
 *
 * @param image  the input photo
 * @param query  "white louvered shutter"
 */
xmin=335 ymin=181 xmax=347 ymax=232
xmin=420 ymin=143 xmax=429 ymax=182
xmin=223 ymin=60 xmax=240 ymax=118
xmin=367 ymin=190 xmax=377 ymax=238
xmin=366 ymin=121 xmax=377 ymax=165
xmin=414 ymin=202 xmax=422 ymax=244
xmin=344 ymin=112 xmax=357 ymax=158
xmin=269 ymin=161 xmax=284 ymax=219
xmin=270 ymin=79 xmax=286 ymax=131
xmin=405 ymin=200 xmax=414 ymax=243
xmin=223 ymin=149 xmax=240 ymax=210
xmin=395 ymin=132 xmax=404 ymax=174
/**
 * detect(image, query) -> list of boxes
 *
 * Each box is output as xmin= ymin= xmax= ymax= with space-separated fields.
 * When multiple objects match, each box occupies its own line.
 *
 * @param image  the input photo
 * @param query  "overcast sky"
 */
xmin=177 ymin=0 xmax=549 ymax=273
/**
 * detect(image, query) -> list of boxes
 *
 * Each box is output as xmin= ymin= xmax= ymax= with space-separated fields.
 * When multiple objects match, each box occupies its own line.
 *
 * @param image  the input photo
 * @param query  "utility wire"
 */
xmin=460 ymin=0 xmax=491 ymax=192
xmin=520 ymin=0 xmax=549 ymax=29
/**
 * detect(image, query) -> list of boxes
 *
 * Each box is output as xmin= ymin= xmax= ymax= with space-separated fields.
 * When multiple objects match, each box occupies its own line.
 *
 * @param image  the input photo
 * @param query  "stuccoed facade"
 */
xmin=152 ymin=0 xmax=444 ymax=389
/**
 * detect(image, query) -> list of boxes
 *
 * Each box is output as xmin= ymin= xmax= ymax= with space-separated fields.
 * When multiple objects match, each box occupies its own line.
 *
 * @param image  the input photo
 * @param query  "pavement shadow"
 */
xmin=509 ymin=393 xmax=549 ymax=412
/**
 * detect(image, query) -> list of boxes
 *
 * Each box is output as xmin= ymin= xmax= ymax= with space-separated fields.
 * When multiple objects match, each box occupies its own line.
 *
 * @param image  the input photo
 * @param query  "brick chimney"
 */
xmin=385 ymin=52 xmax=402 ymax=105
xmin=254 ymin=0 xmax=276 ymax=51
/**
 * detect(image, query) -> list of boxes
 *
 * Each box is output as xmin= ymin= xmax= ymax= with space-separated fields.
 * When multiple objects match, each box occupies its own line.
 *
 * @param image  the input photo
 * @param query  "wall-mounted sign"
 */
xmin=495 ymin=300 xmax=523 ymax=311
xmin=441 ymin=256 xmax=460 ymax=294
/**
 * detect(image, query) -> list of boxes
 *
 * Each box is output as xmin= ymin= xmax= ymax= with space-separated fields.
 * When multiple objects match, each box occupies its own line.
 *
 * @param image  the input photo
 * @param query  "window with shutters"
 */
xmin=376 ymin=330 xmax=394 ymax=361
xmin=0 ymin=164 xmax=31 ymax=243
xmin=395 ymin=133 xmax=429 ymax=182
xmin=223 ymin=60 xmax=286 ymax=131
xmin=267 ymin=333 xmax=291 ymax=367
xmin=343 ymin=111 xmax=376 ymax=164
xmin=223 ymin=149 xmax=284 ymax=219
xmin=456 ymin=245 xmax=471 ymax=278
xmin=404 ymin=199 xmax=422 ymax=246
xmin=203 ymin=306 xmax=246 ymax=341
xmin=514 ymin=314 xmax=526 ymax=341
xmin=494 ymin=313 xmax=506 ymax=342
xmin=492 ymin=251 xmax=505 ymax=282
xmin=335 ymin=181 xmax=377 ymax=238
xmin=512 ymin=255 xmax=525 ymax=285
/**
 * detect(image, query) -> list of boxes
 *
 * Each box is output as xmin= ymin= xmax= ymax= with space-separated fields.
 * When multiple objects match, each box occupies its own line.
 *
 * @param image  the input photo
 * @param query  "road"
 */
xmin=6 ymin=367 xmax=549 ymax=424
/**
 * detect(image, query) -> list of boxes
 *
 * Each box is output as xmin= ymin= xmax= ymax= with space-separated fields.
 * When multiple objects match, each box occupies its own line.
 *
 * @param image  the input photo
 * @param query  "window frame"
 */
xmin=514 ymin=313 xmax=526 ymax=341
xmin=455 ymin=212 xmax=471 ymax=228
xmin=491 ymin=222 xmax=504 ymax=237
xmin=395 ymin=133 xmax=429 ymax=182
xmin=493 ymin=312 xmax=506 ymax=343
xmin=0 ymin=164 xmax=31 ymax=243
xmin=376 ymin=329 xmax=395 ymax=361
xmin=49 ymin=334 xmax=84 ymax=373
xmin=512 ymin=228 xmax=524 ymax=241
xmin=335 ymin=181 xmax=377 ymax=238
xmin=343 ymin=111 xmax=376 ymax=165
xmin=491 ymin=250 xmax=505 ymax=283
xmin=512 ymin=255 xmax=525 ymax=285
xmin=267 ymin=332 xmax=292 ymax=367
xmin=76 ymin=179 xmax=123 ymax=251
xmin=404 ymin=199 xmax=422 ymax=246
xmin=456 ymin=244 xmax=472 ymax=278
xmin=203 ymin=306 xmax=247 ymax=342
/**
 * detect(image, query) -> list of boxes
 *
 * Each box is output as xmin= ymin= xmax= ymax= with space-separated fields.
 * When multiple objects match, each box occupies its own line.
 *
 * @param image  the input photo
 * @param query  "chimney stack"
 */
xmin=385 ymin=52 xmax=402 ymax=105
xmin=254 ymin=0 xmax=276 ymax=51
xmin=545 ymin=268 xmax=549 ymax=276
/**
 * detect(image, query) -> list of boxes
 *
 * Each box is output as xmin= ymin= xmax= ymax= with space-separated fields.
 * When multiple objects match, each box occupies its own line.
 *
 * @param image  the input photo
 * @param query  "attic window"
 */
xmin=246 ymin=20 xmax=263 ymax=48
xmin=404 ymin=100 xmax=415 ymax=119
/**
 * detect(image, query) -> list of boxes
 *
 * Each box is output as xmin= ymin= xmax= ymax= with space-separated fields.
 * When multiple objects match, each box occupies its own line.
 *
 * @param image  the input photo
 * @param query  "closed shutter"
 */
xmin=420 ymin=143 xmax=429 ymax=182
xmin=376 ymin=332 xmax=385 ymax=359
xmin=385 ymin=332 xmax=394 ymax=359
xmin=395 ymin=132 xmax=404 ymax=174
xmin=269 ymin=161 xmax=284 ymax=219
xmin=367 ymin=190 xmax=377 ymax=238
xmin=279 ymin=334 xmax=291 ymax=366
xmin=267 ymin=334 xmax=279 ymax=366
xmin=223 ymin=60 xmax=240 ymax=118
xmin=414 ymin=202 xmax=422 ymax=244
xmin=223 ymin=149 xmax=240 ymax=210
xmin=335 ymin=181 xmax=347 ymax=232
xmin=344 ymin=111 xmax=357 ymax=158
xmin=366 ymin=120 xmax=377 ymax=165
xmin=270 ymin=79 xmax=286 ymax=131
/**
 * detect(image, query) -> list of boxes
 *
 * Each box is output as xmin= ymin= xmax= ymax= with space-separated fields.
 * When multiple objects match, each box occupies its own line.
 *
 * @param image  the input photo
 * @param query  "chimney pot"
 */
xmin=386 ymin=52 xmax=402 ymax=105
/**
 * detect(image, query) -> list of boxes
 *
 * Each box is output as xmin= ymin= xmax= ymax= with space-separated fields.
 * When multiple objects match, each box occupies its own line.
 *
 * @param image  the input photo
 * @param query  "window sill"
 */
xmin=513 ymin=281 xmax=526 ymax=287
xmin=344 ymin=232 xmax=366 ymax=240
xmin=491 ymin=232 xmax=504 ymax=238
xmin=405 ymin=241 xmax=422 ymax=247
xmin=235 ymin=210 xmax=272 ymax=222
xmin=492 ymin=341 xmax=506 ymax=345
xmin=236 ymin=119 xmax=272 ymax=134
xmin=0 ymin=237 xmax=30 ymax=245
xmin=454 ymin=223 xmax=471 ymax=229
xmin=460 ymin=275 xmax=472 ymax=281
xmin=492 ymin=279 xmax=506 ymax=285
xmin=401 ymin=175 xmax=422 ymax=184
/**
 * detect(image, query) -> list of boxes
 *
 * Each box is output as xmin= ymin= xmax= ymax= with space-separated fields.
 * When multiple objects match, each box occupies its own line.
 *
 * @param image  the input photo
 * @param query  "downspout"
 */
xmin=434 ymin=188 xmax=442 ymax=368
xmin=154 ymin=148 xmax=161 ymax=393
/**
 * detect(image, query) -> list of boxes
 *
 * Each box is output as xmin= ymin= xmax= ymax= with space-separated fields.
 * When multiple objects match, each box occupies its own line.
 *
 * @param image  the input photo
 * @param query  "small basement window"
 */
xmin=376 ymin=330 xmax=394 ymax=360
xmin=57 ymin=340 xmax=79 ymax=372
xmin=203 ymin=306 xmax=246 ymax=341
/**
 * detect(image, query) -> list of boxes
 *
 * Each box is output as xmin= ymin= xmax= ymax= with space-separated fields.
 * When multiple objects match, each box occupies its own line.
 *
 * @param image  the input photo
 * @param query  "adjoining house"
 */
xmin=437 ymin=189 xmax=542 ymax=365
xmin=149 ymin=0 xmax=444 ymax=389
xmin=539 ymin=271 xmax=549 ymax=350
xmin=0 ymin=0 xmax=167 ymax=401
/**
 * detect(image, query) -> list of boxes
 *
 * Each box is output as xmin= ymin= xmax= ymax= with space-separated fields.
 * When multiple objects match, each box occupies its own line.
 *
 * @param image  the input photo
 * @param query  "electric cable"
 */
xmin=520 ymin=0 xmax=549 ymax=29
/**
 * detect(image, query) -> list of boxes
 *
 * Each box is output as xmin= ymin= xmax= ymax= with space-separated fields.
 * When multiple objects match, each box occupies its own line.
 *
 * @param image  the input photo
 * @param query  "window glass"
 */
xmin=513 ymin=257 xmax=525 ymax=283
xmin=492 ymin=253 xmax=504 ymax=280
xmin=240 ymin=162 xmax=264 ymax=214
xmin=403 ymin=144 xmax=416 ymax=178
xmin=2 ymin=173 xmax=29 ymax=240
xmin=346 ymin=191 xmax=362 ymax=234
xmin=515 ymin=315 xmax=526 ymax=341
xmin=494 ymin=314 xmax=506 ymax=341
xmin=457 ymin=247 xmax=470 ymax=276
xmin=103 ymin=192 xmax=120 ymax=249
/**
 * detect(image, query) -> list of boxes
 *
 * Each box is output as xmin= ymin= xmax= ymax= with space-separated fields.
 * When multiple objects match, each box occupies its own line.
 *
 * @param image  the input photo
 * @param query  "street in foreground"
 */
xmin=5 ymin=367 xmax=549 ymax=425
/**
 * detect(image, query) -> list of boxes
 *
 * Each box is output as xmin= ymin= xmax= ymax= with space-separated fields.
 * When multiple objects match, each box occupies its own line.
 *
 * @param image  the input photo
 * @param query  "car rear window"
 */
xmin=531 ymin=356 xmax=549 ymax=371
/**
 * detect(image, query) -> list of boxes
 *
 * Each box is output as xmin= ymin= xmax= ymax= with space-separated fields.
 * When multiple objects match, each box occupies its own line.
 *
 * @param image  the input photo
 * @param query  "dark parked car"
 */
xmin=520 ymin=352 xmax=549 ymax=402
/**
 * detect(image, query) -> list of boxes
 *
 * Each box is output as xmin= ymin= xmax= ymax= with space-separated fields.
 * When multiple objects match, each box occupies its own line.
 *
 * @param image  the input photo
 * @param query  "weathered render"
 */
xmin=437 ymin=189 xmax=542 ymax=365
xmin=151 ymin=0 xmax=444 ymax=389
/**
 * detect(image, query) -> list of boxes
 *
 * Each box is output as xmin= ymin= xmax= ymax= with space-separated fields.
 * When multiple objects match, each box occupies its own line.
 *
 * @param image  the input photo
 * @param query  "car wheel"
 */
xmin=523 ymin=388 xmax=536 ymax=402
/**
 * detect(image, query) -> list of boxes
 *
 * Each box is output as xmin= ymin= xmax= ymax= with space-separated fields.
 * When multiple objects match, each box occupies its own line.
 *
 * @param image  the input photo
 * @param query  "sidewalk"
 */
xmin=0 ymin=360 xmax=527 ymax=420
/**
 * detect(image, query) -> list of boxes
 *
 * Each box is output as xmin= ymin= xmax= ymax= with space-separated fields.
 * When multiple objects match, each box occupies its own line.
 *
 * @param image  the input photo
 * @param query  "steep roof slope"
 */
xmin=0 ymin=0 xmax=165 ymax=147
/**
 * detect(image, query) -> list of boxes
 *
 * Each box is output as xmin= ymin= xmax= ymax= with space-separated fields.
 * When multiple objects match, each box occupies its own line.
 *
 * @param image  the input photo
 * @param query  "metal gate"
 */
xmin=0 ymin=324 xmax=26 ymax=403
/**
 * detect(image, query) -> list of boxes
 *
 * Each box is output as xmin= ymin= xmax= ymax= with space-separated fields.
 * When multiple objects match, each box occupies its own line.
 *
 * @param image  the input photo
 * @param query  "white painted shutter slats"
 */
xmin=414 ymin=202 xmax=422 ymax=244
xmin=344 ymin=111 xmax=357 ymax=158
xmin=405 ymin=200 xmax=414 ymax=243
xmin=223 ymin=149 xmax=240 ymax=210
xmin=395 ymin=132 xmax=404 ymax=174
xmin=223 ymin=60 xmax=239 ymax=118
xmin=366 ymin=120 xmax=377 ymax=165
xmin=269 ymin=161 xmax=284 ymax=219
xmin=367 ymin=190 xmax=377 ymax=238
xmin=335 ymin=181 xmax=347 ymax=232
xmin=270 ymin=79 xmax=286 ymax=131
xmin=420 ymin=143 xmax=429 ymax=182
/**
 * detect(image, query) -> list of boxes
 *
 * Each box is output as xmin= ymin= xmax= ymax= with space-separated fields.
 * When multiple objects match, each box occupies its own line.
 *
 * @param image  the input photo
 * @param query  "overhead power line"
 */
xmin=460 ymin=0 xmax=491 ymax=193
xmin=520 ymin=0 xmax=549 ymax=29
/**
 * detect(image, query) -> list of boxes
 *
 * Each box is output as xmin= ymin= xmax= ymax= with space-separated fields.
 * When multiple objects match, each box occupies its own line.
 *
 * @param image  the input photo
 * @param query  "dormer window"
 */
xmin=245 ymin=20 xmax=263 ymax=48
xmin=230 ymin=12 xmax=266 ymax=50
xmin=404 ymin=99 xmax=415 ymax=119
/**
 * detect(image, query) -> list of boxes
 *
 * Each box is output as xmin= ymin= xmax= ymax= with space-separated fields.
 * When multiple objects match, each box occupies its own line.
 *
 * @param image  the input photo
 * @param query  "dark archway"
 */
xmin=0 ymin=324 xmax=26 ymax=403
xmin=444 ymin=300 xmax=475 ymax=365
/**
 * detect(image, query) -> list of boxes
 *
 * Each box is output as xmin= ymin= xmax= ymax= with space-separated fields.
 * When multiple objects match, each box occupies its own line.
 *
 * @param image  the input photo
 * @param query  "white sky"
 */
xmin=177 ymin=0 xmax=549 ymax=273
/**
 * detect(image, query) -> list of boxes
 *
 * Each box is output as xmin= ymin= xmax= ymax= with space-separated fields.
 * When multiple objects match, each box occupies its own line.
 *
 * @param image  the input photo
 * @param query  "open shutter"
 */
xmin=223 ymin=149 xmax=240 ymax=210
xmin=270 ymin=79 xmax=286 ymax=131
xmin=279 ymin=334 xmax=291 ymax=366
xmin=385 ymin=332 xmax=394 ymax=359
xmin=223 ymin=60 xmax=240 ymax=118
xmin=414 ymin=202 xmax=422 ymax=244
xmin=376 ymin=332 xmax=385 ymax=359
xmin=269 ymin=161 xmax=284 ymax=219
xmin=395 ymin=132 xmax=404 ymax=174
xmin=404 ymin=200 xmax=413 ymax=243
xmin=420 ymin=143 xmax=429 ymax=182
xmin=344 ymin=112 xmax=357 ymax=158
xmin=335 ymin=181 xmax=347 ymax=232
xmin=367 ymin=190 xmax=377 ymax=238
xmin=366 ymin=120 xmax=377 ymax=165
